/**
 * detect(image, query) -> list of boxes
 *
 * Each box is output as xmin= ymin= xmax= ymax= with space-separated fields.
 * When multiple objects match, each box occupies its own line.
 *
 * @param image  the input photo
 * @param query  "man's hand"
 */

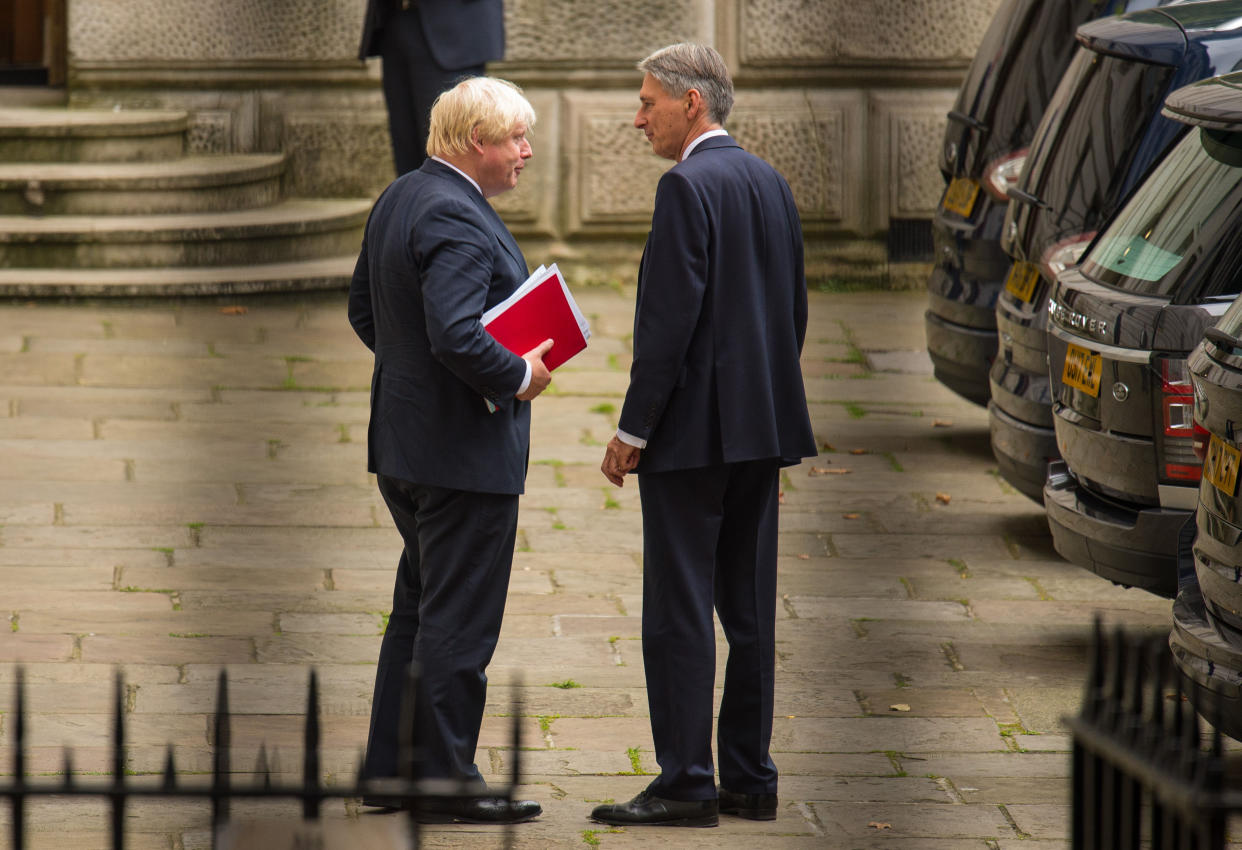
xmin=602 ymin=435 xmax=641 ymax=487
xmin=516 ymin=339 xmax=554 ymax=401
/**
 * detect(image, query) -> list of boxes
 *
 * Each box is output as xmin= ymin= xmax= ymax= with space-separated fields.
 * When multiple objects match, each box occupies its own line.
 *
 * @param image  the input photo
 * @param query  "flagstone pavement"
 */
xmin=0 ymin=287 xmax=1222 ymax=848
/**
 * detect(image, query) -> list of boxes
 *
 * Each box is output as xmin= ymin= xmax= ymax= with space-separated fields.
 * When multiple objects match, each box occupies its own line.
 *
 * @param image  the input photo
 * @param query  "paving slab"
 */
xmin=0 ymin=289 xmax=1192 ymax=848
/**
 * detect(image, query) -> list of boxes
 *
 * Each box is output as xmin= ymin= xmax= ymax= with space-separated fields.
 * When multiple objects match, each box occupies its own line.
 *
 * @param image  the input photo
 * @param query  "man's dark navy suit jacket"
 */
xmin=349 ymin=159 xmax=531 ymax=495
xmin=618 ymin=135 xmax=817 ymax=472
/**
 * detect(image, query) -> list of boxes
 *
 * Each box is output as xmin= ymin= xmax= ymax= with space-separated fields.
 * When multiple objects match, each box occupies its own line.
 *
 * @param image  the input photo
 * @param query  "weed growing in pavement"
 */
xmin=624 ymin=746 xmax=652 ymax=775
xmin=549 ymin=679 xmax=582 ymax=689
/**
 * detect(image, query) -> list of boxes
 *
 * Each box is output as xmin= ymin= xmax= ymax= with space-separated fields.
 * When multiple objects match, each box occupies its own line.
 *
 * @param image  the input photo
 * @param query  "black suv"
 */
xmin=925 ymin=0 xmax=1168 ymax=406
xmin=1172 ymin=170 xmax=1242 ymax=734
xmin=1044 ymin=73 xmax=1242 ymax=597
xmin=990 ymin=1 xmax=1242 ymax=502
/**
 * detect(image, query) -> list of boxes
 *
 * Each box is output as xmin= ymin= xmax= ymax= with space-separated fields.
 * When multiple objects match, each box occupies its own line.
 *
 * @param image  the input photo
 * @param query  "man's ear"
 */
xmin=469 ymin=125 xmax=485 ymax=154
xmin=685 ymin=88 xmax=704 ymax=119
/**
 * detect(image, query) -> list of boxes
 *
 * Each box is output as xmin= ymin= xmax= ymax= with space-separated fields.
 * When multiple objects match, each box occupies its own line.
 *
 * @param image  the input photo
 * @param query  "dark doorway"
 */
xmin=0 ymin=0 xmax=65 ymax=86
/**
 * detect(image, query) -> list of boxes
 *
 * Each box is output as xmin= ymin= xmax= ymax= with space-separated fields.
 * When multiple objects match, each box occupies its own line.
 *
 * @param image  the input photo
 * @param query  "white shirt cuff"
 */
xmin=616 ymin=428 xmax=647 ymax=449
xmin=515 ymin=361 xmax=532 ymax=397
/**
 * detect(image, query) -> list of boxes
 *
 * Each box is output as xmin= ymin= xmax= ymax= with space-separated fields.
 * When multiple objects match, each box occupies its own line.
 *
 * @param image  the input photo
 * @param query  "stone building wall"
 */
xmin=64 ymin=0 xmax=1005 ymax=286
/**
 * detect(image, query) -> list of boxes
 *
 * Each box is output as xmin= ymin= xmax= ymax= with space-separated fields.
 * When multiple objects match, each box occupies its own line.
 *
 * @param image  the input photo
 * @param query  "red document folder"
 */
xmin=482 ymin=265 xmax=591 ymax=371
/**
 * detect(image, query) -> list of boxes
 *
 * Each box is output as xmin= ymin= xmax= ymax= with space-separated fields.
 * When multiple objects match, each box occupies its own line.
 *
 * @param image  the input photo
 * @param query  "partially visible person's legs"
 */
xmin=363 ymin=474 xmax=518 ymax=783
xmin=379 ymin=8 xmax=484 ymax=175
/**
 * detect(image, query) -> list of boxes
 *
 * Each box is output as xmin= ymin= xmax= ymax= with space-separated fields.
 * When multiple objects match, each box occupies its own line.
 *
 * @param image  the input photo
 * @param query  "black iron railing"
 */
xmin=1066 ymin=619 xmax=1240 ymax=850
xmin=1 ymin=664 xmax=524 ymax=849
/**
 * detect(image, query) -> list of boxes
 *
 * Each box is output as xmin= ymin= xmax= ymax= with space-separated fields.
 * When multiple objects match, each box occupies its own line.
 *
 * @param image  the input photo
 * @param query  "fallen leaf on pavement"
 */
xmin=778 ymin=491 xmax=786 ymax=504
xmin=890 ymin=704 xmax=911 ymax=712
xmin=936 ymin=492 xmax=952 ymax=505
xmin=797 ymin=553 xmax=810 ymax=560
xmin=849 ymin=448 xmax=867 ymax=455
xmin=809 ymin=466 xmax=831 ymax=476
xmin=219 ymin=305 xmax=248 ymax=315
xmin=868 ymin=822 xmax=892 ymax=830
xmin=823 ymin=467 xmax=852 ymax=475
xmin=933 ymin=419 xmax=953 ymax=427
xmin=843 ymin=513 xmax=860 ymax=520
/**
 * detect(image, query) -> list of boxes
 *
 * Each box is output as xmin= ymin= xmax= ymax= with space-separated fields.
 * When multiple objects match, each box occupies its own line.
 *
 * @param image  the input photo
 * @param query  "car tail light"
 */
xmin=1040 ymin=232 xmax=1096 ymax=283
xmin=1191 ymin=374 xmax=1211 ymax=462
xmin=983 ymin=150 xmax=1028 ymax=202
xmin=1157 ymin=356 xmax=1201 ymax=482
xmin=1193 ymin=419 xmax=1210 ymax=462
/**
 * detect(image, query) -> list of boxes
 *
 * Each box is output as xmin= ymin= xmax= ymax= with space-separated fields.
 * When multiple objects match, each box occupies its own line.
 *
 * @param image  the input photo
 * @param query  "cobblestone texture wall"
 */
xmin=64 ymin=0 xmax=1006 ymax=284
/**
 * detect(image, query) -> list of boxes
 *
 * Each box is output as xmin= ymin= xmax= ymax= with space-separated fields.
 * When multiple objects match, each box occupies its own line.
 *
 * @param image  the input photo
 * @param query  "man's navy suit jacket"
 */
xmin=358 ymin=0 xmax=504 ymax=69
xmin=349 ymin=159 xmax=531 ymax=495
xmin=618 ymin=135 xmax=817 ymax=473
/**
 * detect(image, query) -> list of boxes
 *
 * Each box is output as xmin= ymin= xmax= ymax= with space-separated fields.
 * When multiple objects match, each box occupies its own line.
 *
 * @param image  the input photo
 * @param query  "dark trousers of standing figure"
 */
xmin=637 ymin=458 xmax=781 ymax=802
xmin=379 ymin=8 xmax=485 ymax=175
xmin=362 ymin=474 xmax=519 ymax=783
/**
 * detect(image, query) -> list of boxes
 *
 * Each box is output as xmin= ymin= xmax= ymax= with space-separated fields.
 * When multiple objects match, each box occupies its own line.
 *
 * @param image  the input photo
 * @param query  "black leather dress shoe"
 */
xmin=718 ymin=787 xmax=778 ymax=820
xmin=359 ymin=796 xmax=541 ymax=823
xmin=415 ymin=796 xmax=542 ymax=824
xmin=590 ymin=788 xmax=718 ymax=827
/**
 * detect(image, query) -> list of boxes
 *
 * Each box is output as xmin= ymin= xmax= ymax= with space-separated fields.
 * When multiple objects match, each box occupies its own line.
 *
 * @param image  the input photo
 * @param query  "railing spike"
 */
xmin=162 ymin=745 xmax=177 ymax=791
xmin=111 ymin=670 xmax=126 ymax=850
xmin=510 ymin=674 xmax=523 ymax=792
xmin=302 ymin=670 xmax=321 ymax=820
xmin=256 ymin=744 xmax=271 ymax=789
xmin=112 ymin=670 xmax=125 ymax=781
xmin=13 ymin=667 xmax=25 ymax=850
xmin=398 ymin=661 xmax=420 ymax=785
xmin=212 ymin=669 xmax=231 ymax=838
xmin=62 ymin=747 xmax=74 ymax=789
xmin=1083 ymin=615 xmax=1106 ymax=722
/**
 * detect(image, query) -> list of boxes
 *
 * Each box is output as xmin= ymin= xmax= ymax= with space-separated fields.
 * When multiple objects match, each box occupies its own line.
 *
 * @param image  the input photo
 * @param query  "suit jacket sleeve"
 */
xmin=414 ymin=196 xmax=528 ymax=402
xmin=348 ymin=227 xmax=376 ymax=352
xmin=617 ymin=170 xmax=710 ymax=442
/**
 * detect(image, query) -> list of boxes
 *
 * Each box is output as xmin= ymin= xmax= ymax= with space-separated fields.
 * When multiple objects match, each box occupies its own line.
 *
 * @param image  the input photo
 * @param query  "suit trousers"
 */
xmin=637 ymin=458 xmax=781 ymax=801
xmin=362 ymin=474 xmax=519 ymax=783
xmin=379 ymin=8 xmax=485 ymax=175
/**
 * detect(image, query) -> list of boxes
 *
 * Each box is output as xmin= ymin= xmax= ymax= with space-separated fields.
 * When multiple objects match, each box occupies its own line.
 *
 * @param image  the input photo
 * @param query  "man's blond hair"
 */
xmin=426 ymin=77 xmax=536 ymax=159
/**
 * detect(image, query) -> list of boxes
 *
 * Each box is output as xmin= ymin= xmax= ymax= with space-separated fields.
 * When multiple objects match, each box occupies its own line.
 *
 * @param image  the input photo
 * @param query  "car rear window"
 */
xmin=1080 ymin=127 xmax=1242 ymax=299
xmin=1015 ymin=48 xmax=1176 ymax=257
xmin=949 ymin=0 xmax=1082 ymax=177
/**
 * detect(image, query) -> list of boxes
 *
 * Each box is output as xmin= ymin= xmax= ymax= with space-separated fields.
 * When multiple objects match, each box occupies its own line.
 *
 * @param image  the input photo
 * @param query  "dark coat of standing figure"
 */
xmin=360 ymin=0 xmax=505 ymax=175
xmin=593 ymin=43 xmax=817 ymax=829
xmin=348 ymin=76 xmax=552 ymax=824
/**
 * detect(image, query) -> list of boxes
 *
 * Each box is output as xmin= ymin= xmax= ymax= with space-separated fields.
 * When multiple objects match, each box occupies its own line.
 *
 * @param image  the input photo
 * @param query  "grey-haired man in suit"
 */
xmin=594 ymin=43 xmax=816 ymax=829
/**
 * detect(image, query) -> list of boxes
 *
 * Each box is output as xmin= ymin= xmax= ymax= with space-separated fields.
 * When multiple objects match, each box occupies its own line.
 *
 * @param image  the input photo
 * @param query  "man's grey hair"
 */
xmin=637 ymin=43 xmax=734 ymax=125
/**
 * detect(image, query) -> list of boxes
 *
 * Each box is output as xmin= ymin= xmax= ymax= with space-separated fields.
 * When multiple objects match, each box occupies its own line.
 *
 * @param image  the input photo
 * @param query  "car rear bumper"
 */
xmin=1193 ymin=507 xmax=1242 ymax=640
xmin=1170 ymin=580 xmax=1242 ymax=738
xmin=925 ymin=307 xmax=995 ymax=406
xmin=1043 ymin=460 xmax=1185 ymax=598
xmin=988 ymin=400 xmax=1056 ymax=502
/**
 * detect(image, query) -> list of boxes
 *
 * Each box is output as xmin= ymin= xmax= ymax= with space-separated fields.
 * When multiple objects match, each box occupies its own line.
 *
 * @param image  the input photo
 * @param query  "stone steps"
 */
xmin=0 ymin=154 xmax=287 ymax=215
xmin=0 ymin=107 xmax=189 ymax=162
xmin=0 ymin=199 xmax=371 ymax=268
xmin=0 ymin=256 xmax=355 ymax=297
xmin=0 ymin=107 xmax=371 ymax=296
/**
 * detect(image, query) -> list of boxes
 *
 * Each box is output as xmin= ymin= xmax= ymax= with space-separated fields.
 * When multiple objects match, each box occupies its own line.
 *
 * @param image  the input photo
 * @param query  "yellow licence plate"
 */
xmin=1205 ymin=433 xmax=1241 ymax=496
xmin=1004 ymin=261 xmax=1040 ymax=303
xmin=942 ymin=177 xmax=980 ymax=218
xmin=1062 ymin=342 xmax=1102 ymax=397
